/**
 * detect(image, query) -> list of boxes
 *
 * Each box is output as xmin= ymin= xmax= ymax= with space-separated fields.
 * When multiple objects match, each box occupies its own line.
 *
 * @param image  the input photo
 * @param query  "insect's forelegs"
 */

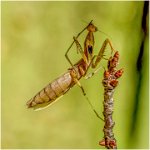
xmin=73 ymin=37 xmax=88 ymax=64
xmin=83 ymin=39 xmax=115 ymax=80
xmin=65 ymin=36 xmax=86 ymax=68
xmin=65 ymin=20 xmax=93 ymax=67
xmin=92 ymin=38 xmax=115 ymax=68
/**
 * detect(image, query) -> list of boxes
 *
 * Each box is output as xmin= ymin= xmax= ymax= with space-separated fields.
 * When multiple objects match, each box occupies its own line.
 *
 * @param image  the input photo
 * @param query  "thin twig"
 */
xmin=99 ymin=51 xmax=123 ymax=149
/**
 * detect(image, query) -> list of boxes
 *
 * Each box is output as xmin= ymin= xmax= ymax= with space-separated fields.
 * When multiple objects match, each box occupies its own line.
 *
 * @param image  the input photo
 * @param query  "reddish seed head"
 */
xmin=99 ymin=139 xmax=105 ymax=146
xmin=108 ymin=52 xmax=119 ymax=69
xmin=114 ymin=51 xmax=119 ymax=59
xmin=109 ymin=139 xmax=117 ymax=148
xmin=111 ymin=57 xmax=118 ymax=67
xmin=104 ymin=70 xmax=110 ymax=78
xmin=115 ymin=68 xmax=124 ymax=78
xmin=110 ymin=80 xmax=118 ymax=87
xmin=99 ymin=138 xmax=117 ymax=148
xmin=108 ymin=51 xmax=119 ymax=68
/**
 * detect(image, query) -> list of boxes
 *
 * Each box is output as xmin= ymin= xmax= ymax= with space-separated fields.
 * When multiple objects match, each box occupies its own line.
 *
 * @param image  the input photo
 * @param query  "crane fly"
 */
xmin=26 ymin=21 xmax=115 ymax=119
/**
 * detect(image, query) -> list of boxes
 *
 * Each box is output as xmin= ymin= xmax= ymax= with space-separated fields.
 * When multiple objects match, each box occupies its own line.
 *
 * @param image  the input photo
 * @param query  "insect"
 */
xmin=26 ymin=21 xmax=115 ymax=118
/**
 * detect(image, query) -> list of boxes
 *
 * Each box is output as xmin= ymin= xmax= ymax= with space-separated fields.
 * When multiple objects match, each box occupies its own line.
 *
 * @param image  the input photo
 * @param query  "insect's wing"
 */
xmin=29 ymin=95 xmax=64 ymax=111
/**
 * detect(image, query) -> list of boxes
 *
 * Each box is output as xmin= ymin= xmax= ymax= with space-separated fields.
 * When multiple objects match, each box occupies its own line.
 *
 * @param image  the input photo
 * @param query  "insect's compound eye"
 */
xmin=91 ymin=25 xmax=97 ymax=32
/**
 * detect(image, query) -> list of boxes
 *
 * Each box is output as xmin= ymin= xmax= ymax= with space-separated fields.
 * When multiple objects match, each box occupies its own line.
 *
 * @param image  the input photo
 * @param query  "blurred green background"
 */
xmin=1 ymin=1 xmax=149 ymax=149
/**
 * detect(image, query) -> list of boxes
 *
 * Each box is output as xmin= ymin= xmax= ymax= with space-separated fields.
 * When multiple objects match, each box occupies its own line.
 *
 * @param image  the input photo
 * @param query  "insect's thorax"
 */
xmin=84 ymin=32 xmax=95 ymax=61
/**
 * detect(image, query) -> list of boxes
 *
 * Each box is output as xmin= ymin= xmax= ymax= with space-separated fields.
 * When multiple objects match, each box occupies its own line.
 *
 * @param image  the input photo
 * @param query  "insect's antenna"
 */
xmin=97 ymin=29 xmax=112 ymax=39
xmin=84 ymin=94 xmax=104 ymax=121
xmin=81 ymin=19 xmax=93 ymax=25
xmin=81 ymin=19 xmax=89 ymax=24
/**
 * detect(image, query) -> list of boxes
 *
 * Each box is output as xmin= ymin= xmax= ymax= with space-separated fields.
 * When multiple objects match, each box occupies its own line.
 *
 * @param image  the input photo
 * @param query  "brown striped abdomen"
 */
xmin=27 ymin=71 xmax=75 ymax=110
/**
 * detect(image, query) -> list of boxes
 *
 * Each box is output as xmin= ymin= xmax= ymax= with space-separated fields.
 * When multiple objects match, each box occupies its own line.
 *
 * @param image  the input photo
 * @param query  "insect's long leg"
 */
xmin=73 ymin=77 xmax=104 ymax=121
xmin=92 ymin=38 xmax=115 ymax=68
xmin=65 ymin=20 xmax=93 ymax=67
xmin=70 ymin=68 xmax=104 ymax=121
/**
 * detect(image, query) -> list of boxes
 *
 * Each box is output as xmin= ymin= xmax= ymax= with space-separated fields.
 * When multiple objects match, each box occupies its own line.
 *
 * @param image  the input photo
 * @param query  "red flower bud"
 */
xmin=115 ymin=68 xmax=124 ymax=78
xmin=104 ymin=70 xmax=110 ymax=78
xmin=99 ymin=139 xmax=105 ymax=146
xmin=110 ymin=80 xmax=118 ymax=87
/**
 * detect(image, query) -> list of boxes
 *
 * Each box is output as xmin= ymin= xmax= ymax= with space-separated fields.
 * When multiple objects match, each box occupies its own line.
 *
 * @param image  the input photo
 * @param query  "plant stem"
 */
xmin=99 ymin=51 xmax=123 ymax=149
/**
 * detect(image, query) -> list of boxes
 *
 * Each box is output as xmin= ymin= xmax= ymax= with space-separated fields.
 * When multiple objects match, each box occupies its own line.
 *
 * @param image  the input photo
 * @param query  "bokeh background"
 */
xmin=1 ymin=1 xmax=149 ymax=149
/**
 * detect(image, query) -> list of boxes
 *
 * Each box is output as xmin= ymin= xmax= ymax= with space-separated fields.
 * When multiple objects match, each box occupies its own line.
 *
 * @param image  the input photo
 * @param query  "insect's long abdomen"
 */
xmin=27 ymin=71 xmax=75 ymax=110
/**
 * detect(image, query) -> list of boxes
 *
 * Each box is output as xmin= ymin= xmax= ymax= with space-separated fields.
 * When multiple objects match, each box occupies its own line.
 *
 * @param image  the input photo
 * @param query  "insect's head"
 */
xmin=87 ymin=22 xmax=98 ymax=32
